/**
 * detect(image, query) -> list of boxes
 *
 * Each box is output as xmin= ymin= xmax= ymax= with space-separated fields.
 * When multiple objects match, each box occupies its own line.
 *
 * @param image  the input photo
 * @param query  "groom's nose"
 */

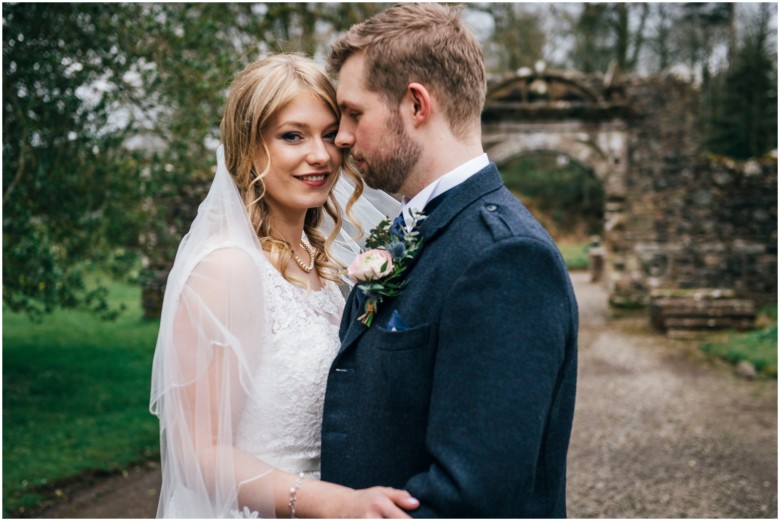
xmin=335 ymin=123 xmax=355 ymax=149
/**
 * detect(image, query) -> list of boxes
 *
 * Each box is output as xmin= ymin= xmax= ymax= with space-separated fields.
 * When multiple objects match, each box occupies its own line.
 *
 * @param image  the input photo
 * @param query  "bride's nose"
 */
xmin=307 ymin=138 xmax=331 ymax=165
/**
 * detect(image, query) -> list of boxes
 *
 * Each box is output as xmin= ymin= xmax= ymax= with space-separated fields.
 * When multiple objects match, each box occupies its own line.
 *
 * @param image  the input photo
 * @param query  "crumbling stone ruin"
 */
xmin=482 ymin=64 xmax=777 ymax=334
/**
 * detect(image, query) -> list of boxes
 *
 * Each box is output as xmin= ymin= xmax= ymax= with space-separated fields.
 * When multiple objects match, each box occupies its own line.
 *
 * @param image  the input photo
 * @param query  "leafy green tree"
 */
xmin=704 ymin=4 xmax=777 ymax=159
xmin=3 ymin=4 xmax=148 ymax=319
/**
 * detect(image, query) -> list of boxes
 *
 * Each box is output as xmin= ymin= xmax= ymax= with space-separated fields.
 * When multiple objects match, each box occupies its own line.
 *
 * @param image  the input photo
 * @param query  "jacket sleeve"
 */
xmin=404 ymin=236 xmax=574 ymax=517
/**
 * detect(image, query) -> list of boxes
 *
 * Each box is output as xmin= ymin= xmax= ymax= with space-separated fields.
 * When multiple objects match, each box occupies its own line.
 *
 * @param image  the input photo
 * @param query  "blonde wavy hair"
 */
xmin=220 ymin=54 xmax=364 ymax=286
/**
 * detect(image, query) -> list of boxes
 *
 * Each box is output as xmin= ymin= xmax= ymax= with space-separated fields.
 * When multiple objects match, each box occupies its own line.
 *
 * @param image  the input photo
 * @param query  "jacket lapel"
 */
xmin=340 ymin=318 xmax=368 ymax=355
xmin=338 ymin=288 xmax=369 ymax=354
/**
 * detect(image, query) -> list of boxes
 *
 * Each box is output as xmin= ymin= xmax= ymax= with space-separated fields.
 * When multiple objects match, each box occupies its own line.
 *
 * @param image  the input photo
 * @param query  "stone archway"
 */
xmin=481 ymin=66 xmax=630 ymax=302
xmin=484 ymin=121 xmax=626 ymax=199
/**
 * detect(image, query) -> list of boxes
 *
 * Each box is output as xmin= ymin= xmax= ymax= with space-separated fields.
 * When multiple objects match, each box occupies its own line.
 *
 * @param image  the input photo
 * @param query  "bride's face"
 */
xmin=257 ymin=93 xmax=342 ymax=218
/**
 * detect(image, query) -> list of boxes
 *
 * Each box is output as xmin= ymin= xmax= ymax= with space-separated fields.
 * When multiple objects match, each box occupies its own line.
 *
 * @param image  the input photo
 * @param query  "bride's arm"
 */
xmin=178 ymin=351 xmax=417 ymax=517
xmin=166 ymin=247 xmax=416 ymax=518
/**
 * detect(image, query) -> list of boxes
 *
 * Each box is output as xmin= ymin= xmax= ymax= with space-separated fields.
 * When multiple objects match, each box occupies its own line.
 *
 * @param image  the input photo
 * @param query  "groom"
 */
xmin=321 ymin=3 xmax=578 ymax=517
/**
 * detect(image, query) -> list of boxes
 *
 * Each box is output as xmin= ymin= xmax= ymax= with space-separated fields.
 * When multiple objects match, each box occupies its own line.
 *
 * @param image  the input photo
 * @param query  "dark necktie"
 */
xmin=390 ymin=212 xmax=406 ymax=237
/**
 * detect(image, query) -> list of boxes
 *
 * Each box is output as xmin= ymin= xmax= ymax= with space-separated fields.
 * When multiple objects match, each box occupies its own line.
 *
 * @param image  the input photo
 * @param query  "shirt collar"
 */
xmin=400 ymin=153 xmax=489 ymax=228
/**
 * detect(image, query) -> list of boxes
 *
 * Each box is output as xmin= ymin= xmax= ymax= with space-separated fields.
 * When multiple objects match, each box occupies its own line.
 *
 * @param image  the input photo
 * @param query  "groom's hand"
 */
xmin=349 ymin=486 xmax=420 ymax=518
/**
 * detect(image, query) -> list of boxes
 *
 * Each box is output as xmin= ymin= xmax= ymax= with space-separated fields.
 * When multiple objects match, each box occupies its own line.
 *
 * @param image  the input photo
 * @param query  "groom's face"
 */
xmin=335 ymin=53 xmax=421 ymax=194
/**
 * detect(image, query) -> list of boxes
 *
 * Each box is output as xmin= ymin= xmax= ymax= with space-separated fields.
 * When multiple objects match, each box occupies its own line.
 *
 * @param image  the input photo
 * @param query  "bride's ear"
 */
xmin=404 ymin=82 xmax=432 ymax=128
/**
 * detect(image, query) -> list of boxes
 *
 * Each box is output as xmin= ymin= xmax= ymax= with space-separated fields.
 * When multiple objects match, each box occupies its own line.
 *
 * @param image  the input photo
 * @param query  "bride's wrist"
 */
xmin=290 ymin=477 xmax=350 ymax=518
xmin=288 ymin=472 xmax=304 ymax=518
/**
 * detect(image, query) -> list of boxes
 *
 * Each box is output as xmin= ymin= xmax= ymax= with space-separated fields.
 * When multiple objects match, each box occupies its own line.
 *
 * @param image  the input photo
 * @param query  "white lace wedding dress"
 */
xmin=153 ymin=244 xmax=346 ymax=518
xmin=234 ymin=256 xmax=345 ymax=481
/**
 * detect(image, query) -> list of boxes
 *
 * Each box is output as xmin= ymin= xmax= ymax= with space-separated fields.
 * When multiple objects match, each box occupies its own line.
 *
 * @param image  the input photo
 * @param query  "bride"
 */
xmin=149 ymin=54 xmax=418 ymax=518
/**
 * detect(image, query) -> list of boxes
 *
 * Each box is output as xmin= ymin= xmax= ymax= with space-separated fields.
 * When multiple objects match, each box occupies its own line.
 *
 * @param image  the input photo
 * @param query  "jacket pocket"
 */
xmin=372 ymin=322 xmax=430 ymax=351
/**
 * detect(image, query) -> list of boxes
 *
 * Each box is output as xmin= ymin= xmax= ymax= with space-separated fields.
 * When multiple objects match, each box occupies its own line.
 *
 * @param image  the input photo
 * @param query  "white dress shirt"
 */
xmin=400 ymin=153 xmax=489 ymax=229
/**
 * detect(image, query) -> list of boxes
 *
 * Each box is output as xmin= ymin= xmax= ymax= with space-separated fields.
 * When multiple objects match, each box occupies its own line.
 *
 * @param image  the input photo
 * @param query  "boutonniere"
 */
xmin=347 ymin=210 xmax=426 ymax=327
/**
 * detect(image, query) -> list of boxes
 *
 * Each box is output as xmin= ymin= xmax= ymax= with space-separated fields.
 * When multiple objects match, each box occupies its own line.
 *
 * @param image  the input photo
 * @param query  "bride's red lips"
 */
xmin=294 ymin=172 xmax=331 ymax=187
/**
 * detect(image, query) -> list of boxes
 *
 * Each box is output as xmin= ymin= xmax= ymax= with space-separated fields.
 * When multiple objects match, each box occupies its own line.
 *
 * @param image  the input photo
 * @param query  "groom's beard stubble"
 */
xmin=360 ymin=111 xmax=422 ymax=194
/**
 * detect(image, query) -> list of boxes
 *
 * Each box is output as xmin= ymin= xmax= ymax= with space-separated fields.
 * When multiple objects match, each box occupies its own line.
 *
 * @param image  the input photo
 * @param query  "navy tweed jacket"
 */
xmin=321 ymin=163 xmax=578 ymax=518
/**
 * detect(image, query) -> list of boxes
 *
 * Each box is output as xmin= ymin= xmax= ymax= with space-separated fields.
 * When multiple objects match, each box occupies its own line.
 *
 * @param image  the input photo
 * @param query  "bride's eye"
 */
xmin=281 ymin=132 xmax=303 ymax=143
xmin=323 ymin=130 xmax=338 ymax=142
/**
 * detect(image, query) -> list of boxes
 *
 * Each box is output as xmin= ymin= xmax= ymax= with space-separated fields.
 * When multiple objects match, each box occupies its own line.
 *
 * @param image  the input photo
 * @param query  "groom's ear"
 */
xmin=405 ymin=82 xmax=432 ymax=128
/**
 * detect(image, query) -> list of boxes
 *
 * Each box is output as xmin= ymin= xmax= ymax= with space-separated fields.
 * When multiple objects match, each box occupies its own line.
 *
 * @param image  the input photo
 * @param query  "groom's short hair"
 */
xmin=328 ymin=3 xmax=486 ymax=139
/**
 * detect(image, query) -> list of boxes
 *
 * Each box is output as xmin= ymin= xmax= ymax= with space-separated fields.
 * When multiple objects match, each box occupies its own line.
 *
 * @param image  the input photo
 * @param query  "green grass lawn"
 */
xmin=558 ymin=241 xmax=590 ymax=271
xmin=3 ymin=278 xmax=161 ymax=517
xmin=701 ymin=306 xmax=778 ymax=378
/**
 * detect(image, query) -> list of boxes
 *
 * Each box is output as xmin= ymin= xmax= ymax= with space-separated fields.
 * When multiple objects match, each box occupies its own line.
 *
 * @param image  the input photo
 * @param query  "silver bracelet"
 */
xmin=288 ymin=472 xmax=305 ymax=519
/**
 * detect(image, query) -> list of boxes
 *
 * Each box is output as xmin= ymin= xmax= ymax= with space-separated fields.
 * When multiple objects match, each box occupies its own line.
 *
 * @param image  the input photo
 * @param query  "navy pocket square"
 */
xmin=386 ymin=310 xmax=410 ymax=332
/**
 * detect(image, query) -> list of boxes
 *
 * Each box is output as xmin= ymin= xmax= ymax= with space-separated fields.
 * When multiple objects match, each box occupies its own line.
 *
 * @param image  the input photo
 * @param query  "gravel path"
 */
xmin=42 ymin=271 xmax=777 ymax=518
xmin=567 ymin=272 xmax=777 ymax=518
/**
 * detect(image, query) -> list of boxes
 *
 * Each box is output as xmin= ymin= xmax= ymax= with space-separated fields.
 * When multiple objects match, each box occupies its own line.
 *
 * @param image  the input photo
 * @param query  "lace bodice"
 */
xmin=234 ymin=257 xmax=345 ymax=481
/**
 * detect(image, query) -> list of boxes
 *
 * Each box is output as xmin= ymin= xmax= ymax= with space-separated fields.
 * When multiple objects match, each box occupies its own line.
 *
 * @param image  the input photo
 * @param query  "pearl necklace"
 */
xmin=292 ymin=241 xmax=316 ymax=273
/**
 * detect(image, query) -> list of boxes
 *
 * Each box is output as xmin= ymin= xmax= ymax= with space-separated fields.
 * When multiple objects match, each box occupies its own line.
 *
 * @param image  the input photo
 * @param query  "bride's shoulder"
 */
xmin=190 ymin=244 xmax=266 ymax=277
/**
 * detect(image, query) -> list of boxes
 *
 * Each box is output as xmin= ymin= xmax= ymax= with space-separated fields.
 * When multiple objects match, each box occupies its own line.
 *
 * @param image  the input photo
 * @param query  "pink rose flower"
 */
xmin=348 ymin=249 xmax=394 ymax=282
